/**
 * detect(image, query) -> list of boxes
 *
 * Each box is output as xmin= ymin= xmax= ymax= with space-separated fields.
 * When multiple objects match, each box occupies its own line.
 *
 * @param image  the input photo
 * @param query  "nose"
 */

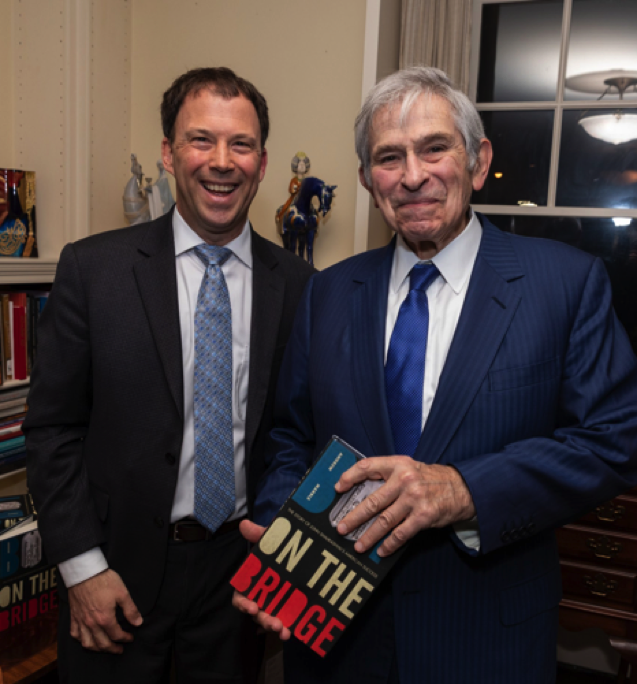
xmin=402 ymin=152 xmax=428 ymax=191
xmin=209 ymin=142 xmax=233 ymax=173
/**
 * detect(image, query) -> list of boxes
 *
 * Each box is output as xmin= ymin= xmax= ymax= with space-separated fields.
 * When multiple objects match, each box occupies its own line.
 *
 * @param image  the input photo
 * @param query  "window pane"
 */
xmin=556 ymin=108 xmax=637 ymax=208
xmin=485 ymin=214 xmax=637 ymax=352
xmin=477 ymin=0 xmax=563 ymax=103
xmin=472 ymin=110 xmax=553 ymax=206
xmin=565 ymin=0 xmax=637 ymax=102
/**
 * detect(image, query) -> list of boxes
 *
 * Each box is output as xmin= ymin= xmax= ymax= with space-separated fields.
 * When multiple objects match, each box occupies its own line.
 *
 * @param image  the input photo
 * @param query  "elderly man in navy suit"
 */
xmin=234 ymin=67 xmax=637 ymax=683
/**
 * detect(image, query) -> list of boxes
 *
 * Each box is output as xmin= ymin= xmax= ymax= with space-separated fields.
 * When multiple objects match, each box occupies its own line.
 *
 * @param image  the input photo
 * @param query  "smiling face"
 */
xmin=360 ymin=93 xmax=491 ymax=259
xmin=161 ymin=89 xmax=267 ymax=245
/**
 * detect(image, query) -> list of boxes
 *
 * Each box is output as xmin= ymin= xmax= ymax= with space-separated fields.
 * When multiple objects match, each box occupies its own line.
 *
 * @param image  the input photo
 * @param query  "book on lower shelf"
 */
xmin=231 ymin=436 xmax=408 ymax=658
xmin=0 ymin=516 xmax=58 ymax=655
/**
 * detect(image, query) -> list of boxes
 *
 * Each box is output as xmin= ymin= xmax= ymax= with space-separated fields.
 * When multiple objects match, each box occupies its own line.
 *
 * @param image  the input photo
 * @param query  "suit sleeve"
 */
xmin=254 ymin=276 xmax=317 ymax=525
xmin=456 ymin=257 xmax=637 ymax=554
xmin=24 ymin=243 xmax=105 ymax=566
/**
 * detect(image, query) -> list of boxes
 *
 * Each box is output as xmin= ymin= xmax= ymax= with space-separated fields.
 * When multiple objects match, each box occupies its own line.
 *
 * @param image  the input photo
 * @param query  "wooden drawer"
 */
xmin=560 ymin=560 xmax=637 ymax=610
xmin=556 ymin=524 xmax=637 ymax=569
xmin=577 ymin=495 xmax=637 ymax=533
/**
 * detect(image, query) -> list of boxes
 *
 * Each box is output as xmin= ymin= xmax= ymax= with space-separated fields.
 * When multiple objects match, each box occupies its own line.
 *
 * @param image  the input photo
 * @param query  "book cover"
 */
xmin=0 ymin=519 xmax=58 ymax=647
xmin=230 ymin=437 xmax=406 ymax=658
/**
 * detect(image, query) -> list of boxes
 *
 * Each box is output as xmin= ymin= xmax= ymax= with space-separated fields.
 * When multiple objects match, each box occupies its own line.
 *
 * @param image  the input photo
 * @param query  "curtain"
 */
xmin=400 ymin=0 xmax=473 ymax=95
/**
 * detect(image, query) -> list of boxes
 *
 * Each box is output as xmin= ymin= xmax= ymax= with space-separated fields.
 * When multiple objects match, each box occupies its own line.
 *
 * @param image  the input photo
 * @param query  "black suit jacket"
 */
xmin=24 ymin=211 xmax=314 ymax=613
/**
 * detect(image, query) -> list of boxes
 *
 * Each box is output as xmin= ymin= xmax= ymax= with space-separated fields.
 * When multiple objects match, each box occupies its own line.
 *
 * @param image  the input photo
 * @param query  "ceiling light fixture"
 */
xmin=565 ymin=70 xmax=637 ymax=145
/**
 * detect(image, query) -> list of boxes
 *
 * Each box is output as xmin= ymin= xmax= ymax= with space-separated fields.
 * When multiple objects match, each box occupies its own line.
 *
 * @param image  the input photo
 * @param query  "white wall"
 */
xmin=129 ymin=0 xmax=367 ymax=270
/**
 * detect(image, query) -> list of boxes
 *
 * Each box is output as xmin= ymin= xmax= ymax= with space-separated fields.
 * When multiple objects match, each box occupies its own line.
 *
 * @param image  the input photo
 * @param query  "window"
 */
xmin=470 ymin=0 xmax=637 ymax=351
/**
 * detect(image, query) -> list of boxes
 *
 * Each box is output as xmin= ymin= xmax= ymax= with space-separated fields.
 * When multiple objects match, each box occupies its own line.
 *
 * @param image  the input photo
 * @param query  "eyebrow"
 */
xmin=373 ymin=132 xmax=455 ymax=158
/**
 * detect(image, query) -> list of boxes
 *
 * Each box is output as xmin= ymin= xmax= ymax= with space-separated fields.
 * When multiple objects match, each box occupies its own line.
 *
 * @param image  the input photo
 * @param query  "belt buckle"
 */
xmin=171 ymin=520 xmax=187 ymax=542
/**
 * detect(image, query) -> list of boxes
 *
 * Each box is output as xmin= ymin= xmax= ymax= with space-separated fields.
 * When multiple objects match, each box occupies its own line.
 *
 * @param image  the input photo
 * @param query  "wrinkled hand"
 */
xmin=68 ymin=569 xmax=143 ymax=653
xmin=232 ymin=520 xmax=292 ymax=641
xmin=335 ymin=456 xmax=475 ymax=557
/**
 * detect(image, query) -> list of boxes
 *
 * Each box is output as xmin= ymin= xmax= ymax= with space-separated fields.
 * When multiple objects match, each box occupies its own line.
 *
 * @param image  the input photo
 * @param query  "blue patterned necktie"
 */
xmin=193 ymin=244 xmax=235 ymax=532
xmin=385 ymin=263 xmax=440 ymax=457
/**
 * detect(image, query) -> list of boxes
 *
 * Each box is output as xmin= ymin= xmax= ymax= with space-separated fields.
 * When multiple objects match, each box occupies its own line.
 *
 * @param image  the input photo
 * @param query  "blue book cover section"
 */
xmin=231 ymin=437 xmax=406 ymax=658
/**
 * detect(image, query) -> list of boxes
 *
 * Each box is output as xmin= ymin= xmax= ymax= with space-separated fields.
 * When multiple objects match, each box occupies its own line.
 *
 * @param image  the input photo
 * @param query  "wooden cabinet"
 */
xmin=558 ymin=490 xmax=637 ymax=682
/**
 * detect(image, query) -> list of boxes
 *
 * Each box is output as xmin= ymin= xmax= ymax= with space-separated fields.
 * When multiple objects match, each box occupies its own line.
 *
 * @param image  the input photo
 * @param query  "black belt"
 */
xmin=169 ymin=517 xmax=245 ymax=542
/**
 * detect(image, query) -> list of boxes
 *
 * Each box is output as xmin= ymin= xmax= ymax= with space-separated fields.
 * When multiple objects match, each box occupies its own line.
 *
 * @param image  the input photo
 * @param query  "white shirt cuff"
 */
xmin=58 ymin=547 xmax=109 ymax=588
xmin=453 ymin=519 xmax=481 ymax=552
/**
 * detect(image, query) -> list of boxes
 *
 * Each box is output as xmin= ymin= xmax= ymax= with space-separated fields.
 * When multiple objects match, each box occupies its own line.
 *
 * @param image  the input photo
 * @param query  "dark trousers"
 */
xmin=58 ymin=529 xmax=262 ymax=684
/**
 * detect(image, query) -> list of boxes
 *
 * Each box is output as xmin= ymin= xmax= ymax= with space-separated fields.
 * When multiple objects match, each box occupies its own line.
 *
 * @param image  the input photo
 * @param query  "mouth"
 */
xmin=201 ymin=181 xmax=237 ymax=196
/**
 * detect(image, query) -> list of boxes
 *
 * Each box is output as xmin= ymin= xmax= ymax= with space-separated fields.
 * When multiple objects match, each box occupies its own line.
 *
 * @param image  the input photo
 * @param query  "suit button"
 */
xmin=165 ymin=453 xmax=176 ymax=466
xmin=154 ymin=517 xmax=164 ymax=528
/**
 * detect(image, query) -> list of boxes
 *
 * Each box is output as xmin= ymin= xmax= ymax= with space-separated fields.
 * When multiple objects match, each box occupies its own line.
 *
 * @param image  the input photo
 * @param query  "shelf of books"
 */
xmin=0 ymin=287 xmax=51 ymax=479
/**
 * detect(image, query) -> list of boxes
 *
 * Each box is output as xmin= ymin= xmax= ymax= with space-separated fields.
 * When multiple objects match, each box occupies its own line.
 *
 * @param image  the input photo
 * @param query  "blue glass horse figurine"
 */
xmin=276 ymin=176 xmax=336 ymax=266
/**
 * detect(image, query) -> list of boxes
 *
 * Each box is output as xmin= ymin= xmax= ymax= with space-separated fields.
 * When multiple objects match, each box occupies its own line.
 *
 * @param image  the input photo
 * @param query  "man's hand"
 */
xmin=68 ymin=569 xmax=143 ymax=653
xmin=231 ymin=520 xmax=292 ymax=641
xmin=335 ymin=456 xmax=476 ymax=557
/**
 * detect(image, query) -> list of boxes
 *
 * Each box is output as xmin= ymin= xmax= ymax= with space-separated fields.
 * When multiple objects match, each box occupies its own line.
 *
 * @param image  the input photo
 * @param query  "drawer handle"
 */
xmin=584 ymin=573 xmax=618 ymax=597
xmin=587 ymin=536 xmax=622 ymax=559
xmin=595 ymin=504 xmax=625 ymax=523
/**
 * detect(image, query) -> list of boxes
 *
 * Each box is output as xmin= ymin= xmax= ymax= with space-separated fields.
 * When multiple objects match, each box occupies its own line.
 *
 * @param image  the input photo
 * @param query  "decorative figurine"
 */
xmin=123 ymin=154 xmax=151 ymax=225
xmin=0 ymin=169 xmax=37 ymax=258
xmin=123 ymin=155 xmax=175 ymax=225
xmin=276 ymin=152 xmax=336 ymax=266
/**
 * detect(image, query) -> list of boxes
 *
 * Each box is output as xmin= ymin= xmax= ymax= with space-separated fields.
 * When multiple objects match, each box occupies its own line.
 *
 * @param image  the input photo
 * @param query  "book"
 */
xmin=0 ymin=494 xmax=35 ymax=531
xmin=230 ymin=437 xmax=407 ymax=658
xmin=1 ymin=295 xmax=11 ymax=380
xmin=0 ymin=518 xmax=58 ymax=648
xmin=11 ymin=303 xmax=27 ymax=381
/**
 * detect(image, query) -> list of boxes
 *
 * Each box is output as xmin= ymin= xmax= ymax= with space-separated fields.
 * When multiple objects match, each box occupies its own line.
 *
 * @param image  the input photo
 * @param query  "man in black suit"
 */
xmin=24 ymin=67 xmax=314 ymax=684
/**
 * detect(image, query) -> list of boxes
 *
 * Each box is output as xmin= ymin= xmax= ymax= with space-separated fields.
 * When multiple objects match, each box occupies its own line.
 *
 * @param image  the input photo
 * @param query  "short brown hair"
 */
xmin=161 ymin=67 xmax=269 ymax=146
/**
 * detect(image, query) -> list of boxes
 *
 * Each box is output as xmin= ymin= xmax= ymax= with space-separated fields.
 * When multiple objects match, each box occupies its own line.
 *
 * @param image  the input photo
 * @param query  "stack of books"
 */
xmin=0 ymin=386 xmax=29 ymax=475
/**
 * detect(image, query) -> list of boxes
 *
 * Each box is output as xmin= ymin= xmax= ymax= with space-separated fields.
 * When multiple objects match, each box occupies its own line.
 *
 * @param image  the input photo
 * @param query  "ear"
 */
xmin=259 ymin=148 xmax=268 ymax=182
xmin=358 ymin=166 xmax=379 ymax=208
xmin=161 ymin=138 xmax=175 ymax=176
xmin=471 ymin=138 xmax=493 ymax=192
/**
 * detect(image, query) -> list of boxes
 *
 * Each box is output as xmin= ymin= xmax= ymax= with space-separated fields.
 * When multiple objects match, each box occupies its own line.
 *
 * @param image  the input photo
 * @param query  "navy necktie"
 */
xmin=193 ymin=244 xmax=235 ymax=532
xmin=385 ymin=263 xmax=439 ymax=457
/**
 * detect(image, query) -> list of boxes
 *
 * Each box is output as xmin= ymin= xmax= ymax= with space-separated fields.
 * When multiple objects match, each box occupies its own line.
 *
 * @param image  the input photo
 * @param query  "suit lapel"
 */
xmin=246 ymin=230 xmax=285 ymax=459
xmin=350 ymin=242 xmax=396 ymax=456
xmin=133 ymin=212 xmax=184 ymax=419
xmin=415 ymin=221 xmax=523 ymax=464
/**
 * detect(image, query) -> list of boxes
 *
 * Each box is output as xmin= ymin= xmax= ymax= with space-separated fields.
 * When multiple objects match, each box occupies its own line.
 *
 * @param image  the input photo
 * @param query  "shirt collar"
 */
xmin=389 ymin=209 xmax=482 ymax=295
xmin=172 ymin=206 xmax=253 ymax=269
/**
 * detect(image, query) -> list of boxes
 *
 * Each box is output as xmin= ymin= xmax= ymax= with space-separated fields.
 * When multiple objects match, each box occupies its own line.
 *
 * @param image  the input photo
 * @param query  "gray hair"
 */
xmin=355 ymin=67 xmax=485 ymax=185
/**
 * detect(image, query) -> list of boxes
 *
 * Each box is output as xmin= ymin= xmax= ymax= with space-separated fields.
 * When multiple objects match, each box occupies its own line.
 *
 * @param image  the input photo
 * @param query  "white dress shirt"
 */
xmin=59 ymin=209 xmax=252 ymax=588
xmin=384 ymin=211 xmax=482 ymax=550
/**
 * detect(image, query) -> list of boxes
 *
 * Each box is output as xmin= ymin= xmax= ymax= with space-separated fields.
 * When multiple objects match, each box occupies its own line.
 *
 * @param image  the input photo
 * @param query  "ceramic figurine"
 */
xmin=276 ymin=152 xmax=336 ymax=266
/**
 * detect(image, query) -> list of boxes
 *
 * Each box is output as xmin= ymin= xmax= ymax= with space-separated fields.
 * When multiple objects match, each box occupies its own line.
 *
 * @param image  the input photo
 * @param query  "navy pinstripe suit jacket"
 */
xmin=255 ymin=215 xmax=637 ymax=684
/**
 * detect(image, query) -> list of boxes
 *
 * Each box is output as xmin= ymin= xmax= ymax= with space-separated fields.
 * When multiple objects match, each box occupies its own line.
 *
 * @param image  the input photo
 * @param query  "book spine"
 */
xmin=12 ymin=305 xmax=27 ymax=381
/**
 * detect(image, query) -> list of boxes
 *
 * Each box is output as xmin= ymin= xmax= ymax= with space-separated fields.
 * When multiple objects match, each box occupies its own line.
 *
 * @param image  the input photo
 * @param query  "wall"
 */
xmin=130 ymin=0 xmax=367 ymax=269
xmin=0 ymin=0 xmax=14 ymax=167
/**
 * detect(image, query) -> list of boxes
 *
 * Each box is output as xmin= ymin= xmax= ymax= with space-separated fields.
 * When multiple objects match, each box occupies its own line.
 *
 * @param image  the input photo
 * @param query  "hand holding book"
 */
xmin=333 ymin=456 xmax=476 ymax=558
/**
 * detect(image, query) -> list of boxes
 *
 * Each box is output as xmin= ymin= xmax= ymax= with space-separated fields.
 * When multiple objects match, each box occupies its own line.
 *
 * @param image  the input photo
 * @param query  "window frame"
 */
xmin=470 ymin=0 xmax=637 ymax=220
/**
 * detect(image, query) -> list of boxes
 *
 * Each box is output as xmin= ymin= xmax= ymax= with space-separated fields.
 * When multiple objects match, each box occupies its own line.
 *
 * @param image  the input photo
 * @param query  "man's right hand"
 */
xmin=231 ymin=520 xmax=292 ymax=641
xmin=68 ymin=569 xmax=143 ymax=653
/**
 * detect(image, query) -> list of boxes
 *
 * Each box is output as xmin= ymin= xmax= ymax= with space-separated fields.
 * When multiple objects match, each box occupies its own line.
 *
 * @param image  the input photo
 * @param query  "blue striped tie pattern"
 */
xmin=193 ymin=244 xmax=235 ymax=532
xmin=385 ymin=263 xmax=440 ymax=457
